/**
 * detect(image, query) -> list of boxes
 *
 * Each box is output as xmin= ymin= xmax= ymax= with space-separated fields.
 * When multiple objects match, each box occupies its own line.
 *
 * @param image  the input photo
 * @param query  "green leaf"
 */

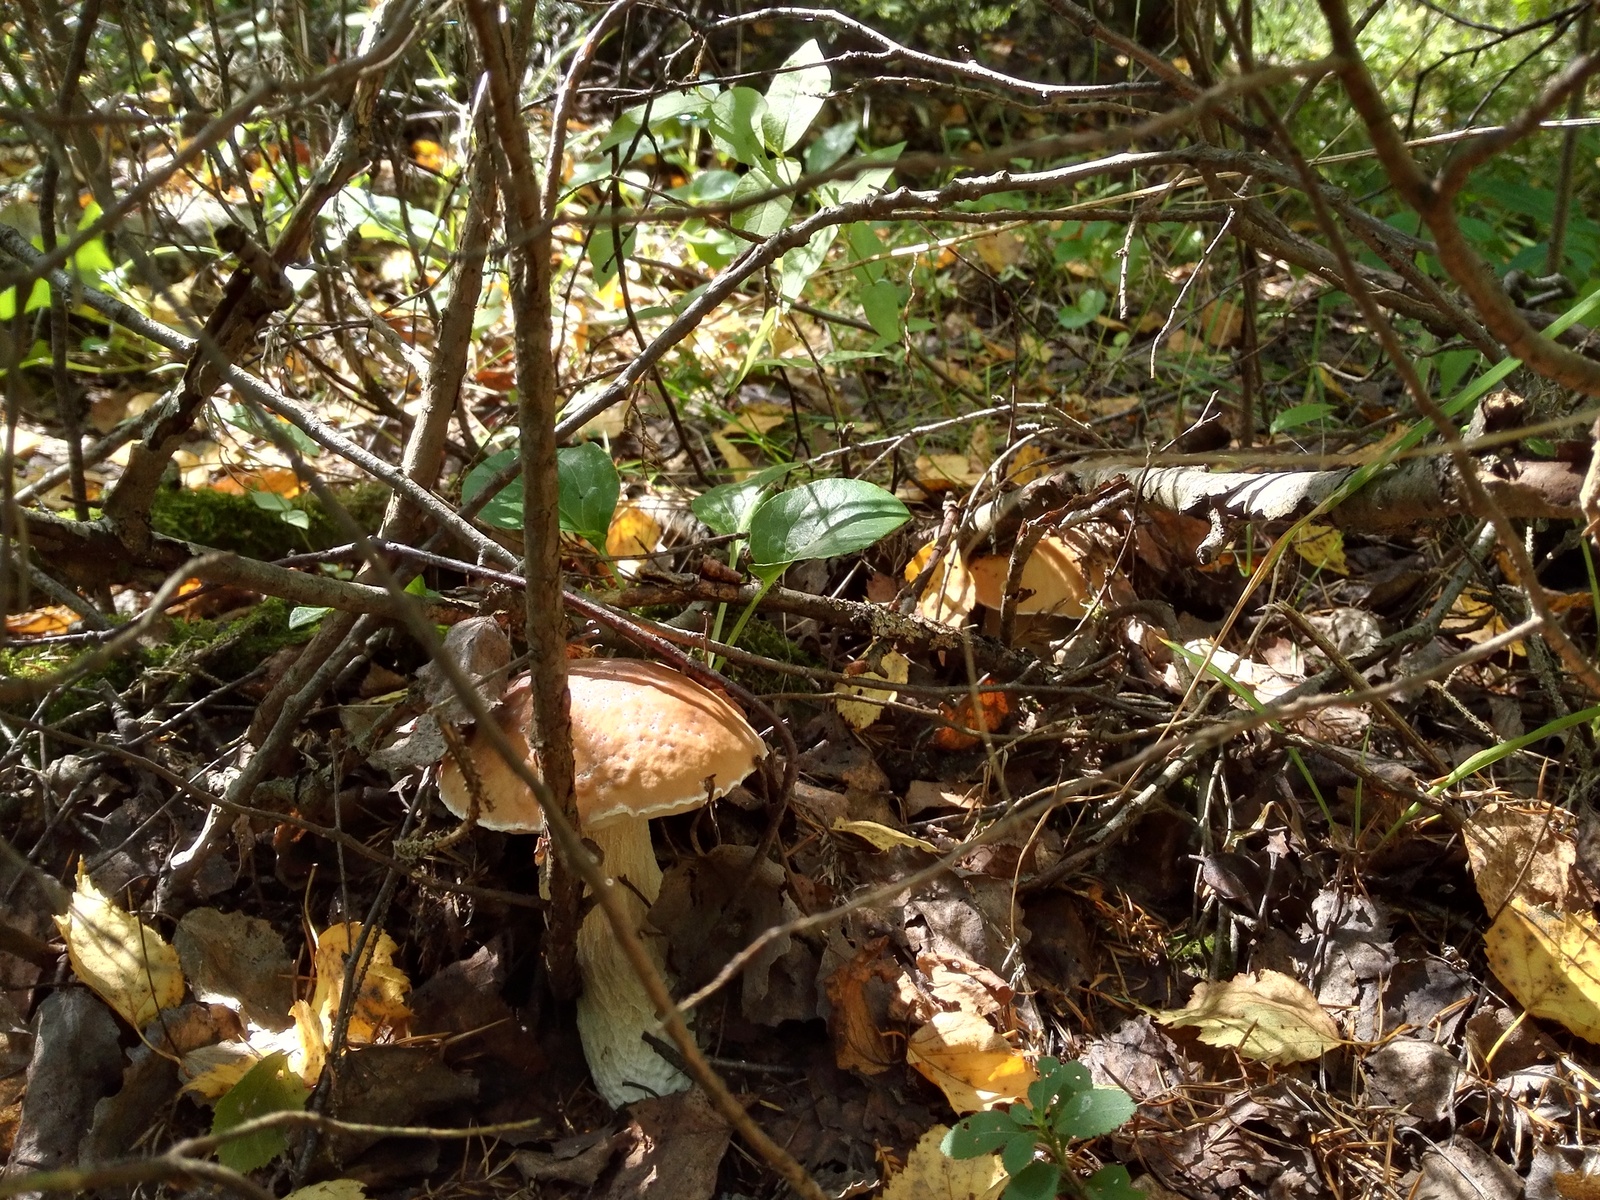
xmin=1084 ymin=1165 xmax=1144 ymax=1200
xmin=1000 ymin=1131 xmax=1039 ymax=1176
xmin=762 ymin=39 xmax=831 ymax=154
xmin=709 ymin=87 xmax=770 ymax=165
xmin=747 ymin=477 xmax=910 ymax=581
xmin=1270 ymin=402 xmax=1336 ymax=434
xmin=778 ymin=226 xmax=837 ymax=302
xmin=730 ymin=160 xmax=797 ymax=237
xmin=460 ymin=443 xmax=620 ymax=547
xmin=557 ymin=442 xmax=620 ymax=549
xmin=461 ymin=447 xmax=522 ymax=530
xmin=587 ymin=222 xmax=636 ymax=288
xmin=596 ymin=87 xmax=716 ymax=155
xmin=288 ymin=605 xmax=332 ymax=631
xmin=1056 ymin=288 xmax=1106 ymax=330
xmin=940 ymin=1110 xmax=1017 ymax=1159
xmin=1043 ymin=1058 xmax=1091 ymax=1095
xmin=805 ymin=119 xmax=858 ymax=174
xmin=847 ymin=222 xmax=887 ymax=284
xmin=692 ymin=463 xmax=795 ymax=536
xmin=1002 ymin=1161 xmax=1062 ymax=1200
xmin=212 ymin=1051 xmax=309 ymax=1174
xmin=860 ymin=278 xmax=904 ymax=343
xmin=1054 ymin=1086 xmax=1136 ymax=1141
xmin=817 ymin=143 xmax=902 ymax=207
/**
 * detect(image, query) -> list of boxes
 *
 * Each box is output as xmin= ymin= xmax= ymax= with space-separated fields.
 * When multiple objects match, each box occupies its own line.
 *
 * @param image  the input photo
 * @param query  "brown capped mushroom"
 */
xmin=436 ymin=658 xmax=765 ymax=1107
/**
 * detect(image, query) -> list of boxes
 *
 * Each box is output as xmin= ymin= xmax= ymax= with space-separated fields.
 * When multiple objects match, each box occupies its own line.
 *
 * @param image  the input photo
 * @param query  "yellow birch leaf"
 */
xmin=1157 ymin=969 xmax=1341 ymax=1064
xmin=605 ymin=503 xmax=663 ymax=559
xmin=286 ymin=1185 xmax=370 ymax=1200
xmin=1291 ymin=524 xmax=1348 ymax=575
xmin=881 ymin=1125 xmax=1006 ymax=1200
xmin=832 ymin=818 xmax=938 ymax=855
xmin=914 ymin=454 xmax=982 ymax=492
xmin=834 ymin=651 xmax=911 ymax=729
xmin=905 ymin=1010 xmax=1037 ymax=1113
xmin=310 ymin=923 xmax=411 ymax=1047
xmin=55 ymin=865 xmax=185 ymax=1029
xmin=1009 ymin=443 xmax=1051 ymax=485
xmin=1484 ymin=899 xmax=1600 ymax=1043
xmin=905 ymin=542 xmax=978 ymax=627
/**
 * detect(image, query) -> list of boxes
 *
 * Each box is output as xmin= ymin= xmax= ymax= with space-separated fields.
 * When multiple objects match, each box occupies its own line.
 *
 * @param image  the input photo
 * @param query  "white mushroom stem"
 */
xmin=573 ymin=818 xmax=691 ymax=1108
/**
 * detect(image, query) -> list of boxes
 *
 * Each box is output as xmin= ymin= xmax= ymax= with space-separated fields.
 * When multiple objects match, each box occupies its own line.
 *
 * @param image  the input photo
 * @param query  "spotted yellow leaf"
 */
xmin=1291 ymin=523 xmax=1348 ymax=575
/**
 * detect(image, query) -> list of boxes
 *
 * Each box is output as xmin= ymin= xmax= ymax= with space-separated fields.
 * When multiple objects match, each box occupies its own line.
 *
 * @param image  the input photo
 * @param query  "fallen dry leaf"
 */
xmin=4 ymin=605 xmax=78 ymax=636
xmin=1464 ymin=802 xmax=1596 ymax=915
xmin=906 ymin=1010 xmax=1037 ymax=1113
xmin=932 ymin=690 xmax=1011 ymax=751
xmin=833 ymin=818 xmax=938 ymax=854
xmin=174 ymin=907 xmax=295 ymax=1032
xmin=1483 ymin=899 xmax=1600 ymax=1044
xmin=1290 ymin=524 xmax=1349 ymax=575
xmin=905 ymin=541 xmax=979 ymax=627
xmin=914 ymin=453 xmax=983 ymax=492
xmin=310 ymin=923 xmax=412 ymax=1047
xmin=823 ymin=938 xmax=901 ymax=1075
xmin=835 ymin=651 xmax=911 ymax=729
xmin=55 ymin=865 xmax=185 ymax=1029
xmin=605 ymin=503 xmax=663 ymax=560
xmin=1157 ymin=969 xmax=1342 ymax=1065
xmin=880 ymin=1124 xmax=1006 ymax=1200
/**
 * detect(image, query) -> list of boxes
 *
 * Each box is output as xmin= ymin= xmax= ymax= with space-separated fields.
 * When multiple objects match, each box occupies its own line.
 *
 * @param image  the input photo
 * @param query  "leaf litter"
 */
xmin=7 ymin=24 xmax=1600 ymax=1200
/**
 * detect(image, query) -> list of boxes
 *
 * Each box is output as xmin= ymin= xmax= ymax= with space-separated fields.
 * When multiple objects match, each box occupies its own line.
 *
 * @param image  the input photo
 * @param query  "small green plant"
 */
xmin=941 ymin=1057 xmax=1138 ymax=1200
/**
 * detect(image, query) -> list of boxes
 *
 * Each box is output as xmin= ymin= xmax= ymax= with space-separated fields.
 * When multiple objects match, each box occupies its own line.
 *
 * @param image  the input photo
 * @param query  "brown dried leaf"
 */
xmin=1464 ymin=802 xmax=1596 ymax=915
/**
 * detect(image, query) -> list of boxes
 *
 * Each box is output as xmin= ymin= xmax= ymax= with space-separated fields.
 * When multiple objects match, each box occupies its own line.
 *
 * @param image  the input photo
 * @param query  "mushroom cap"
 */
xmin=969 ymin=533 xmax=1094 ymax=618
xmin=436 ymin=659 xmax=765 ymax=832
xmin=437 ymin=675 xmax=542 ymax=832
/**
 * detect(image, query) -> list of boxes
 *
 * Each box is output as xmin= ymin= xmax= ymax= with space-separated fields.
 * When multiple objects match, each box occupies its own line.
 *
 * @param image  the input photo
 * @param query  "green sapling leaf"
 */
xmin=1054 ymin=1085 xmax=1136 ymax=1141
xmin=1003 ymin=1161 xmax=1062 ymax=1200
xmin=762 ymin=40 xmax=831 ymax=153
xmin=1001 ymin=1131 xmax=1040 ymax=1175
xmin=709 ymin=87 xmax=770 ymax=165
xmin=557 ymin=442 xmax=620 ymax=550
xmin=1084 ymin=1164 xmax=1144 ymax=1200
xmin=941 ymin=1109 xmax=1016 ymax=1158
